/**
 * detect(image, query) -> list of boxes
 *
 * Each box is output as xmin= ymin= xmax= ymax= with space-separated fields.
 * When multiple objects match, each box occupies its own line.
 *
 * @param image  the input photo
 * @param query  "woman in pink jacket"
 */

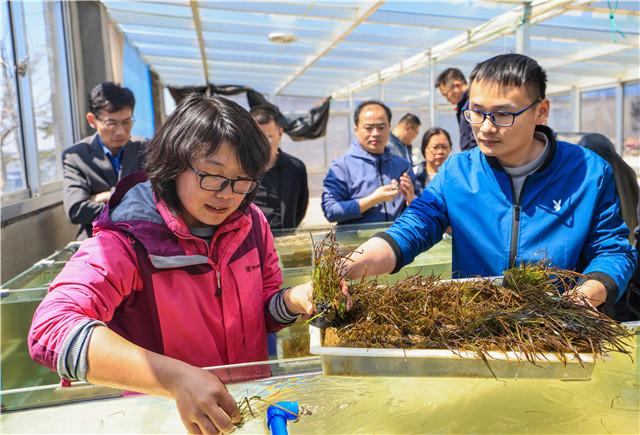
xmin=29 ymin=94 xmax=316 ymax=434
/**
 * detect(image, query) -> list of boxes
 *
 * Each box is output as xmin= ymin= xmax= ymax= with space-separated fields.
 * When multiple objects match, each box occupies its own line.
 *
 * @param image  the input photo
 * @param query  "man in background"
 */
xmin=322 ymin=100 xmax=417 ymax=225
xmin=435 ymin=68 xmax=477 ymax=151
xmin=389 ymin=113 xmax=421 ymax=165
xmin=250 ymin=105 xmax=309 ymax=229
xmin=63 ymin=82 xmax=146 ymax=239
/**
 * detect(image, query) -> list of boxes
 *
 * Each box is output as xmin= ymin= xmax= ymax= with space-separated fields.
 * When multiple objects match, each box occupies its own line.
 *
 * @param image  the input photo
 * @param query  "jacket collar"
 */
xmin=156 ymin=197 xmax=250 ymax=242
xmin=456 ymin=90 xmax=469 ymax=112
xmin=486 ymin=125 xmax=557 ymax=174
xmin=348 ymin=140 xmax=393 ymax=163
xmin=389 ymin=133 xmax=405 ymax=147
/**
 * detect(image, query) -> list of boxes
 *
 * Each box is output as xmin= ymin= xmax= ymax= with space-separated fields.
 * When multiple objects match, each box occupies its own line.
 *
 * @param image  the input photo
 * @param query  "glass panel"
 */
xmin=547 ymin=94 xmax=573 ymax=133
xmin=623 ymin=82 xmax=639 ymax=175
xmin=580 ymin=87 xmax=616 ymax=142
xmin=45 ymin=241 xmax=81 ymax=263
xmin=1 ymin=287 xmax=60 ymax=400
xmin=435 ymin=111 xmax=460 ymax=152
xmin=122 ymin=38 xmax=154 ymax=139
xmin=0 ymin=2 xmax=26 ymax=194
xmin=1 ymin=261 xmax=65 ymax=290
xmin=22 ymin=1 xmax=67 ymax=184
xmin=326 ymin=113 xmax=349 ymax=165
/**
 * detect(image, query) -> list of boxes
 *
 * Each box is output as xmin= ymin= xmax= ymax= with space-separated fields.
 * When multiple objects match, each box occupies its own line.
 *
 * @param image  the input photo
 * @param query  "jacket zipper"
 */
xmin=214 ymin=264 xmax=222 ymax=297
xmin=376 ymin=157 xmax=389 ymax=219
xmin=210 ymin=237 xmax=222 ymax=297
xmin=508 ymin=176 xmax=528 ymax=268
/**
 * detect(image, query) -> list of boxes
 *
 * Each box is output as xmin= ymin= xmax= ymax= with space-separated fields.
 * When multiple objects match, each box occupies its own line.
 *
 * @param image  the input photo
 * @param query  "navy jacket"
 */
xmin=456 ymin=91 xmax=477 ymax=151
xmin=322 ymin=142 xmax=418 ymax=225
xmin=382 ymin=126 xmax=636 ymax=302
xmin=388 ymin=133 xmax=413 ymax=166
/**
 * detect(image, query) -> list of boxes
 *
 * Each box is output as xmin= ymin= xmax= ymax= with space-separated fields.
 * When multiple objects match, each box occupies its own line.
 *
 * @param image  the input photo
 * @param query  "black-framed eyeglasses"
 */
xmin=190 ymin=166 xmax=258 ymax=194
xmin=96 ymin=116 xmax=135 ymax=129
xmin=463 ymin=100 xmax=541 ymax=127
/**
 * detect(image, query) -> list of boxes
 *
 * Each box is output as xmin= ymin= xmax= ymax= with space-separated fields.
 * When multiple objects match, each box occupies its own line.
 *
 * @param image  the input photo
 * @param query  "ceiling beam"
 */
xmin=543 ymin=43 xmax=632 ymax=69
xmin=330 ymin=0 xmax=591 ymax=100
xmin=273 ymin=1 xmax=384 ymax=95
xmin=190 ymin=0 xmax=209 ymax=84
xmin=566 ymin=4 xmax=640 ymax=16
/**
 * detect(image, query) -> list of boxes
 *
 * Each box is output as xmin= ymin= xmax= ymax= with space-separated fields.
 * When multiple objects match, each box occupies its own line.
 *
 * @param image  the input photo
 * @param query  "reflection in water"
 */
xmin=233 ymin=336 xmax=638 ymax=434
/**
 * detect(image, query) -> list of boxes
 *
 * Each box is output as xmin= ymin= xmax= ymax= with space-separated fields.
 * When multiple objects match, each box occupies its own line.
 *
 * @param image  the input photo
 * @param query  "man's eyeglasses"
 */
xmin=190 ymin=166 xmax=258 ymax=194
xmin=96 ymin=116 xmax=135 ymax=129
xmin=463 ymin=100 xmax=540 ymax=127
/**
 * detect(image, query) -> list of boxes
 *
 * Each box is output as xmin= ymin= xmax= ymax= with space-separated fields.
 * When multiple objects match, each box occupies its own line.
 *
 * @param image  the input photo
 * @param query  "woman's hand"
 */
xmin=284 ymin=281 xmax=353 ymax=318
xmin=283 ymin=283 xmax=314 ymax=317
xmin=169 ymin=365 xmax=241 ymax=434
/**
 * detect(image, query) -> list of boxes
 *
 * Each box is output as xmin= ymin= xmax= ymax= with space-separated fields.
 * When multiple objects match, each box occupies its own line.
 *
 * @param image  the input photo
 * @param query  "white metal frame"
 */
xmin=331 ymin=0 xmax=589 ymax=100
xmin=274 ymin=1 xmax=384 ymax=95
xmin=1 ymin=0 xmax=76 ymax=222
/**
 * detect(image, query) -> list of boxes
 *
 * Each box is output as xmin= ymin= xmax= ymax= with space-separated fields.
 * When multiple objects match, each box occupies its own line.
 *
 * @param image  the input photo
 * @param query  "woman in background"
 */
xmin=414 ymin=127 xmax=452 ymax=188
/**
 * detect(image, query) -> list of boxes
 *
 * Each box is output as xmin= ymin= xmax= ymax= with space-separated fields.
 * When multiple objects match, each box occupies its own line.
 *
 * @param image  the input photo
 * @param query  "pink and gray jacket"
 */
xmin=29 ymin=172 xmax=296 ymax=382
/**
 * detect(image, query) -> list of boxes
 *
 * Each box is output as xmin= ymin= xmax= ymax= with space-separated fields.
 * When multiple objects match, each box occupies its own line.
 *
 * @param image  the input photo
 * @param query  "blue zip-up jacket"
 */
xmin=322 ymin=141 xmax=418 ymax=225
xmin=381 ymin=126 xmax=636 ymax=302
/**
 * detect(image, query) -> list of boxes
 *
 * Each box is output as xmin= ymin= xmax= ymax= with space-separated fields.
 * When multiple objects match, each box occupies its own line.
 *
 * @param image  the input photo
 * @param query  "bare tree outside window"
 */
xmin=1 ymin=4 xmax=25 ymax=194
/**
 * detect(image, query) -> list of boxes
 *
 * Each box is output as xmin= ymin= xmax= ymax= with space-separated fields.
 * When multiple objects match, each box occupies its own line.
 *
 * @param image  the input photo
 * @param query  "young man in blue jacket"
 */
xmin=322 ymin=100 xmax=418 ymax=225
xmin=345 ymin=54 xmax=636 ymax=308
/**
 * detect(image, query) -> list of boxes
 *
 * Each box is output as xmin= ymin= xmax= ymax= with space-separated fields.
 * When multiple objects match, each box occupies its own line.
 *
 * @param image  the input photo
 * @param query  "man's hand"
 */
xmin=399 ymin=172 xmax=416 ymax=205
xmin=90 ymin=190 xmax=112 ymax=204
xmin=566 ymin=279 xmax=606 ymax=308
xmin=358 ymin=181 xmax=400 ymax=214
xmin=373 ymin=181 xmax=400 ymax=203
xmin=168 ymin=365 xmax=241 ymax=434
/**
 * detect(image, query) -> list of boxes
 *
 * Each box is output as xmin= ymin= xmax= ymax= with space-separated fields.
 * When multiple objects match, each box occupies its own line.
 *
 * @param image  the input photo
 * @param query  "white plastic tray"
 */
xmin=309 ymin=326 xmax=595 ymax=380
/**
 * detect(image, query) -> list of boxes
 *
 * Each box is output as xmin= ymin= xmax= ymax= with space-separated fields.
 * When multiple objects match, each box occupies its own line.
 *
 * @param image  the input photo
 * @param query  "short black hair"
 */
xmin=469 ymin=53 xmax=547 ymax=100
xmin=421 ymin=127 xmax=452 ymax=157
xmin=145 ymin=94 xmax=270 ymax=212
xmin=250 ymin=104 xmax=279 ymax=125
xmin=398 ymin=113 xmax=421 ymax=127
xmin=353 ymin=100 xmax=392 ymax=126
xmin=435 ymin=68 xmax=467 ymax=88
xmin=88 ymin=82 xmax=135 ymax=115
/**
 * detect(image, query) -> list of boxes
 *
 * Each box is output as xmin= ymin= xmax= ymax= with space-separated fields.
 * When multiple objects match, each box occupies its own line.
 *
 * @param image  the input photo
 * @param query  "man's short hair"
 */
xmin=88 ymin=82 xmax=135 ymax=115
xmin=354 ymin=100 xmax=392 ymax=126
xmin=250 ymin=104 xmax=280 ymax=125
xmin=435 ymin=68 xmax=467 ymax=88
xmin=469 ymin=53 xmax=547 ymax=100
xmin=398 ymin=113 xmax=421 ymax=128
